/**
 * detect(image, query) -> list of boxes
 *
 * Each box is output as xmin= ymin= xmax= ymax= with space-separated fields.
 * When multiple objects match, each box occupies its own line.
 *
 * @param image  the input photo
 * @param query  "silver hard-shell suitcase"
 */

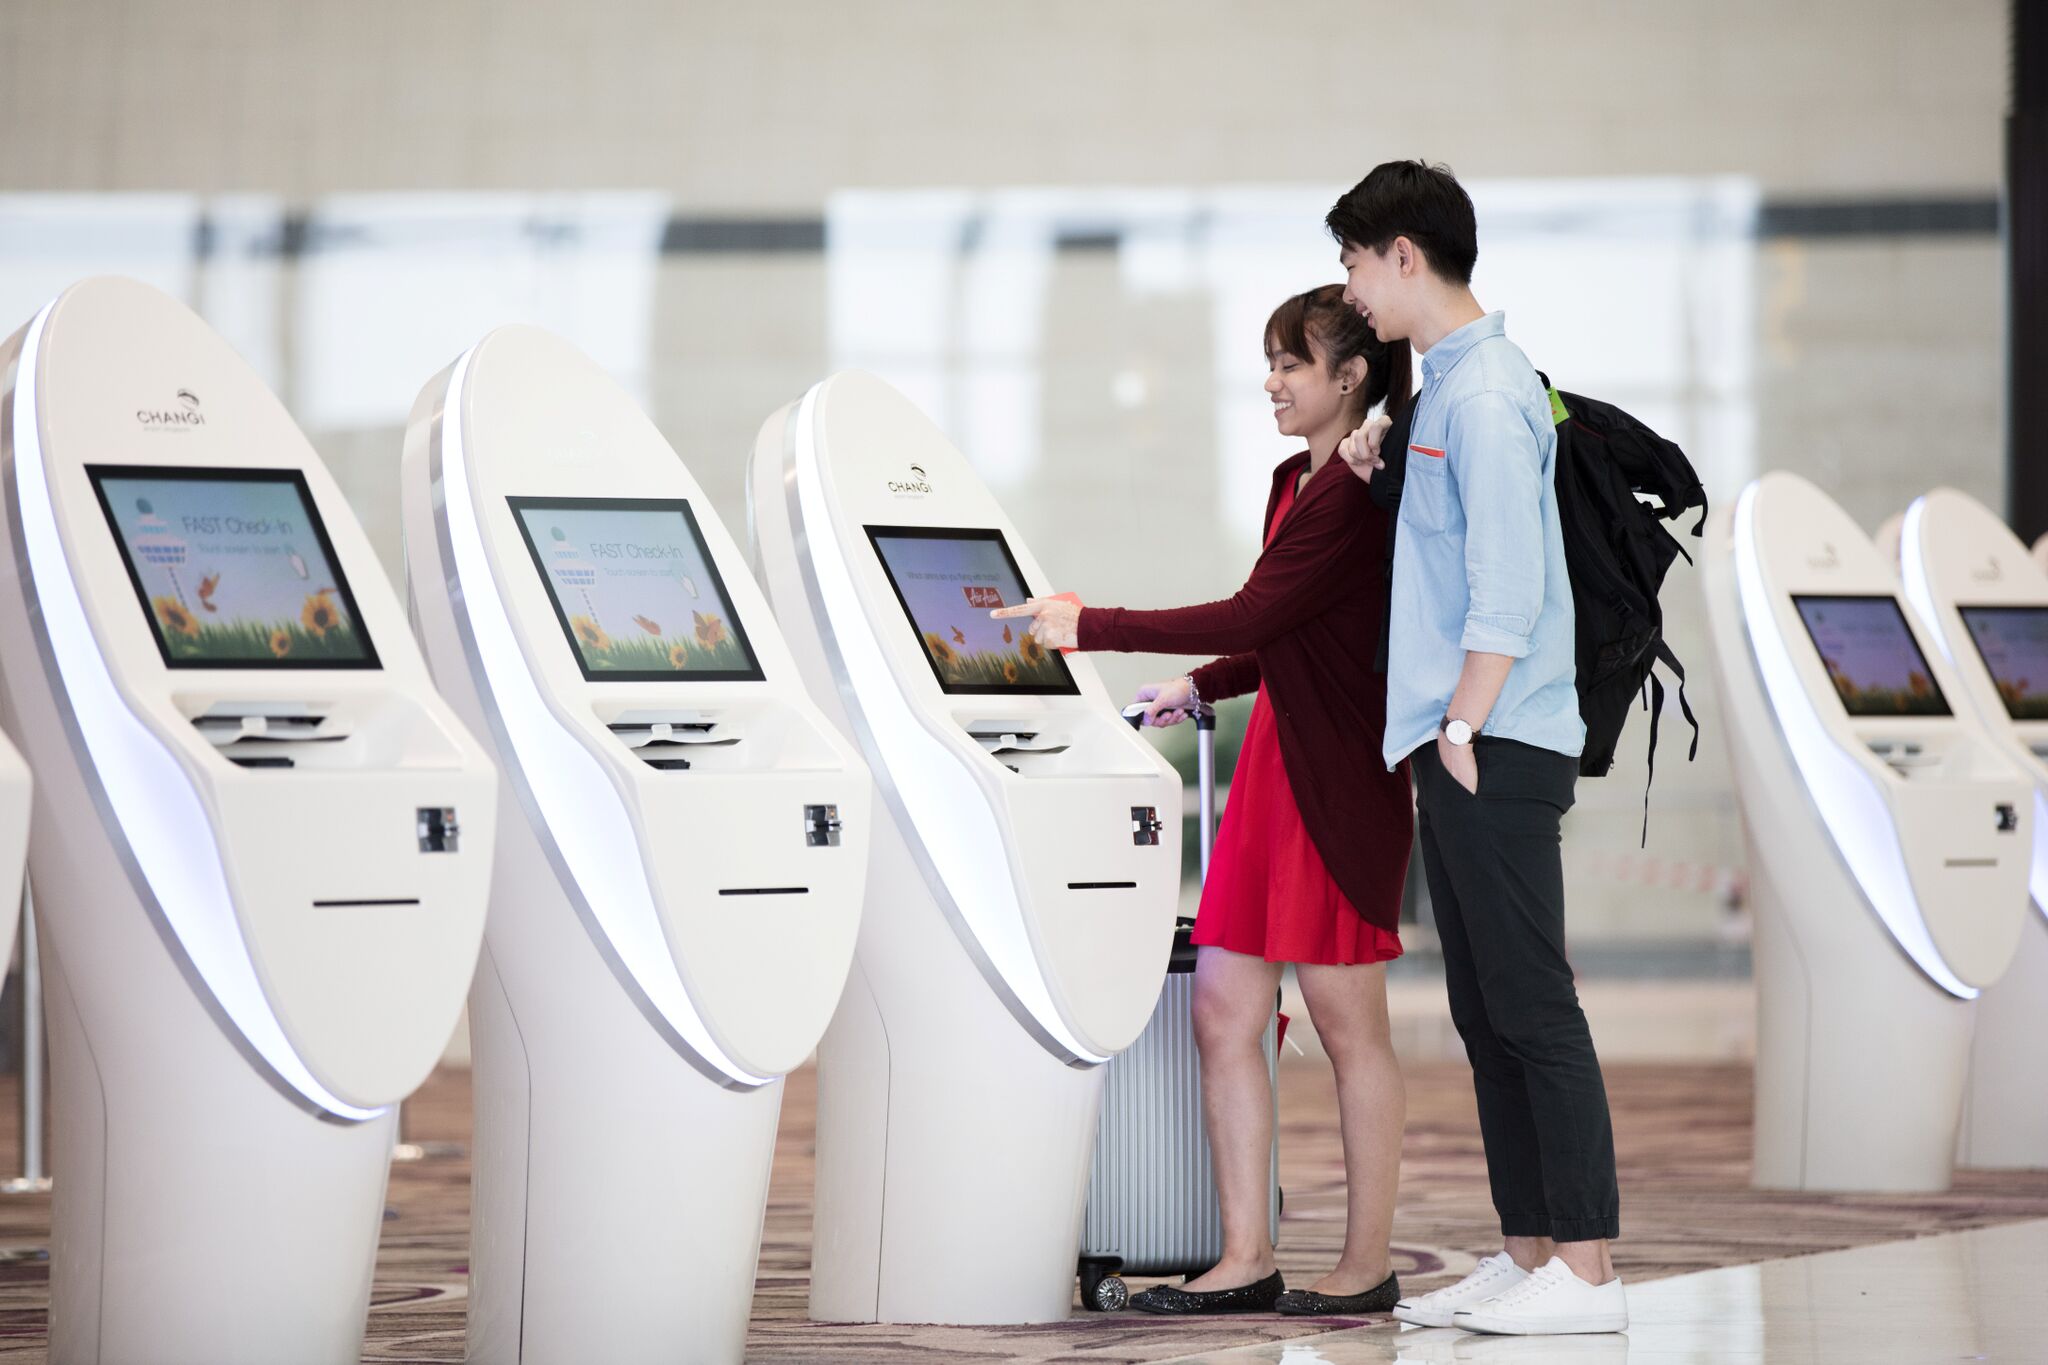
xmin=1078 ymin=707 xmax=1281 ymax=1312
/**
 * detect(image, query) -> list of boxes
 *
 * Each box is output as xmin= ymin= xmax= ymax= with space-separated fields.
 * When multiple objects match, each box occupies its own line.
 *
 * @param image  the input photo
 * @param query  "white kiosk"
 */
xmin=0 ymin=276 xmax=495 ymax=1363
xmin=1701 ymin=471 xmax=2030 ymax=1191
xmin=1895 ymin=487 xmax=2048 ymax=1168
xmin=0 ymin=733 xmax=29 ymax=981
xmin=749 ymin=372 xmax=1180 ymax=1323
xmin=402 ymin=325 xmax=872 ymax=1362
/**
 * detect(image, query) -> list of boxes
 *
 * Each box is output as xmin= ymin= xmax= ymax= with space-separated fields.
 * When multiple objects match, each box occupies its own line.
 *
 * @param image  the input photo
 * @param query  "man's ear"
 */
xmin=1394 ymin=236 xmax=1418 ymax=277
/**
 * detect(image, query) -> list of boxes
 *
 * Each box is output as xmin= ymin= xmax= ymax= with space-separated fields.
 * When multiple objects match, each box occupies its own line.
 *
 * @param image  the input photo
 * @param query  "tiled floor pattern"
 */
xmin=1149 ymin=1217 xmax=2048 ymax=1363
xmin=0 ymin=1061 xmax=2042 ymax=1361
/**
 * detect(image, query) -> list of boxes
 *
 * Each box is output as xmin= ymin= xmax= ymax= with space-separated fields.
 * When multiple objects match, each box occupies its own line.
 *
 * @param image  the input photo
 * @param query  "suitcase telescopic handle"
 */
xmin=1194 ymin=709 xmax=1216 ymax=878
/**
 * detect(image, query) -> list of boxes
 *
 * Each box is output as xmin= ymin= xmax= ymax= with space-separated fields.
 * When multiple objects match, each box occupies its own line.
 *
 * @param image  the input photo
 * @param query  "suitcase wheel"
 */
xmin=1087 ymin=1274 xmax=1129 ymax=1312
xmin=1079 ymin=1256 xmax=1128 ymax=1312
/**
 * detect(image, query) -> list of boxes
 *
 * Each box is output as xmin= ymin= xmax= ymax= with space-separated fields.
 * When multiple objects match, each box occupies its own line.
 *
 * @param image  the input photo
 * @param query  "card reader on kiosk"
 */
xmin=0 ymin=276 xmax=495 ymax=1363
xmin=1701 ymin=470 xmax=2029 ymax=1191
xmin=403 ymin=325 xmax=872 ymax=1362
xmin=748 ymin=372 xmax=1181 ymax=1323
xmin=1894 ymin=487 xmax=2048 ymax=1168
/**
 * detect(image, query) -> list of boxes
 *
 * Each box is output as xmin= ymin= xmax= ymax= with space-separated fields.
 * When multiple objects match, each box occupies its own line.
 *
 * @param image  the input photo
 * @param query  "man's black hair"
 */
xmin=1326 ymin=160 xmax=1478 ymax=285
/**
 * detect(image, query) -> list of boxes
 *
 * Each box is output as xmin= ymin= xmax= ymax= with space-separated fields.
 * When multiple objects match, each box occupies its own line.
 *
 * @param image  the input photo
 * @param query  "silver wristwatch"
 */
xmin=1441 ymin=716 xmax=1474 ymax=747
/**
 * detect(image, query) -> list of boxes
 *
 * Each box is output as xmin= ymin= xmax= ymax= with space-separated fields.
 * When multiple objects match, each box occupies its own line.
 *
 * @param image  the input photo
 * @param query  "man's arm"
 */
xmin=1437 ymin=390 xmax=1547 ymax=791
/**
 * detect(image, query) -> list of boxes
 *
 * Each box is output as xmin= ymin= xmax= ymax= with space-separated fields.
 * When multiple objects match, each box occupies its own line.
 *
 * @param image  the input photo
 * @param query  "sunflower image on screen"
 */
xmin=1959 ymin=606 xmax=2048 ymax=721
xmin=509 ymin=497 xmax=764 ymax=683
xmin=1793 ymin=594 xmax=1951 ymax=718
xmin=88 ymin=466 xmax=379 ymax=670
xmin=868 ymin=525 xmax=1079 ymax=696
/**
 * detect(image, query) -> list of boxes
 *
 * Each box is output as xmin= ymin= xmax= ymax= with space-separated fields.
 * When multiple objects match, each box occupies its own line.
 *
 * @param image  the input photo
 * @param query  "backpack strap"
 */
xmin=1637 ymin=641 xmax=1701 ymax=846
xmin=1656 ymin=640 xmax=1700 ymax=761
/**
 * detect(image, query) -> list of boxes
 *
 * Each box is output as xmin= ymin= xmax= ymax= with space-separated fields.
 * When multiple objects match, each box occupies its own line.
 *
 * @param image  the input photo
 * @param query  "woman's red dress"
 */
xmin=1190 ymin=474 xmax=1404 ymax=967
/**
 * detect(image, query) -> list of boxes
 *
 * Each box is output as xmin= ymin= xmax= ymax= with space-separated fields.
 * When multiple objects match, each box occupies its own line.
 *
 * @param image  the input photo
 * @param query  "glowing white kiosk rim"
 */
xmin=1704 ymin=470 xmax=2028 ymax=1191
xmin=750 ymin=372 xmax=1181 ymax=1323
xmin=404 ymin=325 xmax=871 ymax=1361
xmin=0 ymin=276 xmax=495 ymax=1363
xmin=1894 ymin=487 xmax=2048 ymax=1169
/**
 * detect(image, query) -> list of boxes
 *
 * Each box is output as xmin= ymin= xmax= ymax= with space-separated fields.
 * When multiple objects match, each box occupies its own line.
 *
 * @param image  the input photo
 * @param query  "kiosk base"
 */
xmin=463 ymin=820 xmax=784 ymax=1365
xmin=1957 ymin=909 xmax=2048 ymax=1170
xmin=467 ymin=946 xmax=782 ymax=1364
xmin=41 ymin=929 xmax=395 ymax=1365
xmin=810 ymin=829 xmax=1105 ymax=1326
xmin=1751 ymin=873 xmax=1976 ymax=1192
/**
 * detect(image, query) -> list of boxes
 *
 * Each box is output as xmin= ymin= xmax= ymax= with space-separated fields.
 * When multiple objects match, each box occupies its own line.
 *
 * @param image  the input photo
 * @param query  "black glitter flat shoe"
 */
xmin=1129 ymin=1270 xmax=1285 ymax=1315
xmin=1274 ymin=1270 xmax=1401 ymax=1316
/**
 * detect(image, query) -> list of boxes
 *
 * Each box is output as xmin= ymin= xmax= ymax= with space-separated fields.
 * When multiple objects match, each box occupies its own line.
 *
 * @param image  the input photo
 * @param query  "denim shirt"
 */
xmin=1382 ymin=312 xmax=1585 ymax=768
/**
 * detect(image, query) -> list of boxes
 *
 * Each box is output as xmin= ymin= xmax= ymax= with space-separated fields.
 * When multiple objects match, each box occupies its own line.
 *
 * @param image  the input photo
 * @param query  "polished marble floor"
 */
xmin=1156 ymin=1217 xmax=2048 ymax=1363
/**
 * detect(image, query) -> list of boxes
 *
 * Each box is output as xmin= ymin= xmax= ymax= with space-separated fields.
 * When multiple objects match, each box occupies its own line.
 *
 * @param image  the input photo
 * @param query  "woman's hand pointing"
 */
xmin=989 ymin=595 xmax=1081 ymax=650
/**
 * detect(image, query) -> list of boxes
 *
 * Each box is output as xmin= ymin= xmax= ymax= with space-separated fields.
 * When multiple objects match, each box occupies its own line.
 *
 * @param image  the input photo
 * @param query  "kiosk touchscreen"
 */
xmin=749 ymin=371 xmax=1181 ymax=1324
xmin=1895 ymin=487 xmax=2048 ymax=1168
xmin=1701 ymin=471 xmax=2029 ymax=1191
xmin=402 ymin=325 xmax=870 ymax=1363
xmin=0 ymin=276 xmax=495 ymax=1363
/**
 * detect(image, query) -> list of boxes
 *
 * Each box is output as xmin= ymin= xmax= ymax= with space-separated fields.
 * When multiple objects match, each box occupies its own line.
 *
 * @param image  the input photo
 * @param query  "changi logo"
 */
xmin=1970 ymin=555 xmax=2003 ymax=582
xmin=887 ymin=463 xmax=932 ymax=496
xmin=1805 ymin=542 xmax=1840 ymax=571
xmin=136 ymin=388 xmax=205 ymax=429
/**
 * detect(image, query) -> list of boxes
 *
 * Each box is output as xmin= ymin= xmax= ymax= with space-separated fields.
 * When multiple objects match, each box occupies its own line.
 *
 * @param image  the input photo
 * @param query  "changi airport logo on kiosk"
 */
xmin=135 ymin=388 xmax=205 ymax=430
xmin=887 ymin=463 xmax=932 ymax=497
xmin=1972 ymin=555 xmax=2004 ymax=582
xmin=1806 ymin=542 xmax=1840 ymax=571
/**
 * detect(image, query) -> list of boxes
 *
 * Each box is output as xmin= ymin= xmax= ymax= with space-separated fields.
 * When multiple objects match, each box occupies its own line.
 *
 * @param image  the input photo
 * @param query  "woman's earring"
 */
xmin=1340 ymin=384 xmax=1351 ymax=393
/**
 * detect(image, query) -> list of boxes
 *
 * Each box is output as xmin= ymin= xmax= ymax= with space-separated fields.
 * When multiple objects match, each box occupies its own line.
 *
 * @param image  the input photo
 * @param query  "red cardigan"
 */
xmin=1077 ymin=451 xmax=1412 ymax=930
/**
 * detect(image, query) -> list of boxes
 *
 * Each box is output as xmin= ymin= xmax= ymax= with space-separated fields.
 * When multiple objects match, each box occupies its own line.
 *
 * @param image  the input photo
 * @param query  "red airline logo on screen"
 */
xmin=962 ymin=585 xmax=1006 ymax=609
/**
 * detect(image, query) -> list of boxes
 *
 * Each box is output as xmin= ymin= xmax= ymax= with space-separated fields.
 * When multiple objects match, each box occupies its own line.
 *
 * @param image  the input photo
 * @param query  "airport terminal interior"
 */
xmin=0 ymin=2 xmax=2043 ymax=1362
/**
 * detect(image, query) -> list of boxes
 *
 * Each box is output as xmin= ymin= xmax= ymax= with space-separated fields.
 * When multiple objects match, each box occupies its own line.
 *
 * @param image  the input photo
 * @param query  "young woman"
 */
xmin=994 ymin=284 xmax=1414 ymax=1316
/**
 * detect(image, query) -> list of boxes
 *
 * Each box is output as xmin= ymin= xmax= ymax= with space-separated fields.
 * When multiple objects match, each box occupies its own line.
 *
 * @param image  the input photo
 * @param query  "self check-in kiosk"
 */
xmin=749 ymin=372 xmax=1181 ymax=1323
xmin=403 ymin=326 xmax=871 ymax=1362
xmin=0 ymin=276 xmax=495 ymax=1363
xmin=0 ymin=733 xmax=27 ymax=975
xmin=1702 ymin=470 xmax=2030 ymax=1191
xmin=1894 ymin=487 xmax=2048 ymax=1168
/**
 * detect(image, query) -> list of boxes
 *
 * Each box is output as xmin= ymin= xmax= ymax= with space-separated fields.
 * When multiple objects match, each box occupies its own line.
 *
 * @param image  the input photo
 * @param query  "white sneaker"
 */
xmin=1452 ymin=1256 xmax=1627 ymax=1335
xmin=1392 ymin=1252 xmax=1529 ymax=1328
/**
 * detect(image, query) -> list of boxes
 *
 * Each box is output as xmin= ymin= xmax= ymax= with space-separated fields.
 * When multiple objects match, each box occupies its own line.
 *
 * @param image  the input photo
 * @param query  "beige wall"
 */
xmin=0 ymin=1 xmax=2009 ymax=198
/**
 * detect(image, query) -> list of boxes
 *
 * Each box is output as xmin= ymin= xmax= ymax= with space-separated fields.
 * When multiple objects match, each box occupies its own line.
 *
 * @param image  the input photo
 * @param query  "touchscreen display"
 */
xmin=89 ymin=466 xmax=378 ymax=669
xmin=1791 ymin=594 xmax=1949 ymax=717
xmin=866 ymin=525 xmax=1079 ymax=695
xmin=1957 ymin=606 xmax=2048 ymax=720
xmin=509 ymin=497 xmax=764 ymax=682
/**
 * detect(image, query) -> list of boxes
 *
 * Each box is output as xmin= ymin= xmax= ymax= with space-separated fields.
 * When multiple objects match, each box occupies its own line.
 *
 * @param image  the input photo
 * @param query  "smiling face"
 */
xmin=1339 ymin=238 xmax=1413 ymax=344
xmin=1264 ymin=330 xmax=1362 ymax=445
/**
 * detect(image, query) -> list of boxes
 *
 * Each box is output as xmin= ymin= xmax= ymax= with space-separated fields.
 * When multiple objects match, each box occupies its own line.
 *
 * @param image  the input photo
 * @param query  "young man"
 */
xmin=1329 ymin=161 xmax=1626 ymax=1336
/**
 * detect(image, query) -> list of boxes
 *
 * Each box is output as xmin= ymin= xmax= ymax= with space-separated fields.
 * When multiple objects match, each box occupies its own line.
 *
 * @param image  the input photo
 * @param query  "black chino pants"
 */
xmin=1412 ymin=736 xmax=1621 ymax=1243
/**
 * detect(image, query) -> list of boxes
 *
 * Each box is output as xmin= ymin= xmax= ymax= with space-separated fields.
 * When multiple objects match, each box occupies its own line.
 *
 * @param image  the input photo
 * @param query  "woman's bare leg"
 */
xmin=1297 ymin=960 xmax=1404 ymax=1295
xmin=1179 ymin=944 xmax=1286 ymax=1291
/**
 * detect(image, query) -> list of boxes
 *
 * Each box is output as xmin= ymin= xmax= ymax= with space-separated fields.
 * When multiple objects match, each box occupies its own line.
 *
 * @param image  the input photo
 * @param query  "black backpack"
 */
xmin=1539 ymin=374 xmax=1705 ymax=825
